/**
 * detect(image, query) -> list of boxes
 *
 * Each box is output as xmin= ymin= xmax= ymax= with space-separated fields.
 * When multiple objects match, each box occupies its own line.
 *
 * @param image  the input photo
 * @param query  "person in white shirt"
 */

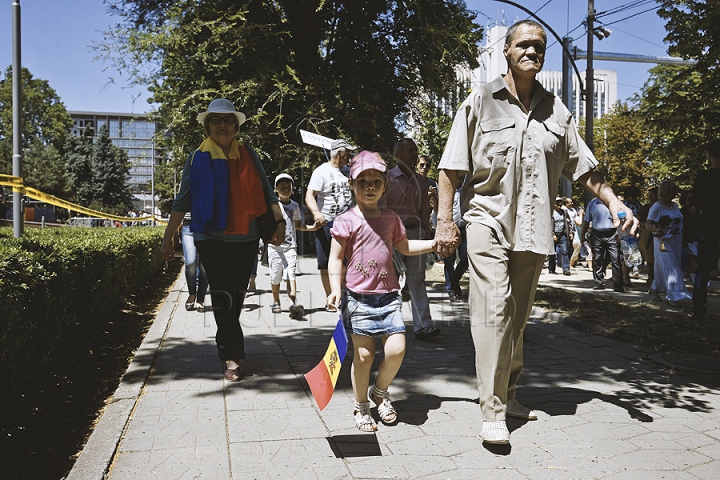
xmin=305 ymin=139 xmax=356 ymax=310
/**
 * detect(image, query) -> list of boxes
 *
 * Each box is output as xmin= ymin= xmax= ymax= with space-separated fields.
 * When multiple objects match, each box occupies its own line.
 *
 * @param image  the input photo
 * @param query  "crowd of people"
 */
xmin=157 ymin=20 xmax=717 ymax=445
xmin=550 ymin=160 xmax=719 ymax=317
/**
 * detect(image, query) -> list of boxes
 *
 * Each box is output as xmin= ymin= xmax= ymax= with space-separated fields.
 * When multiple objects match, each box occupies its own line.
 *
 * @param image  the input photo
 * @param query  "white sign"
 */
xmin=300 ymin=129 xmax=333 ymax=150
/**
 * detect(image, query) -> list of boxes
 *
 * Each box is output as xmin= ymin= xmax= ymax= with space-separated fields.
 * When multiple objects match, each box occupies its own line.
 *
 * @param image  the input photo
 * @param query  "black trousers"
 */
xmin=195 ymin=239 xmax=259 ymax=361
xmin=590 ymin=228 xmax=623 ymax=290
xmin=693 ymin=228 xmax=720 ymax=317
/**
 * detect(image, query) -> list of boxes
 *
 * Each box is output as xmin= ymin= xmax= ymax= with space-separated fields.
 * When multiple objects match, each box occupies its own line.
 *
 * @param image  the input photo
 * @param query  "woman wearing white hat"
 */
xmin=160 ymin=98 xmax=286 ymax=381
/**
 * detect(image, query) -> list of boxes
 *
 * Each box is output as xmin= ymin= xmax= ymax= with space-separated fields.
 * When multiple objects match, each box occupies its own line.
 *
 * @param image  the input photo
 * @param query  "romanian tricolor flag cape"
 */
xmin=304 ymin=318 xmax=348 ymax=410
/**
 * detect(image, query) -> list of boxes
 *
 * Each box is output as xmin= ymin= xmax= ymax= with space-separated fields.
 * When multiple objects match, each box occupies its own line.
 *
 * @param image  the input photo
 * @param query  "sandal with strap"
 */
xmin=369 ymin=384 xmax=398 ymax=425
xmin=223 ymin=363 xmax=244 ymax=382
xmin=353 ymin=402 xmax=377 ymax=432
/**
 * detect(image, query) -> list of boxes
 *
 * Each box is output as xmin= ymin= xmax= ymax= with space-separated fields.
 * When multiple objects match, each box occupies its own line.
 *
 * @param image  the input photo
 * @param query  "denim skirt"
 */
xmin=345 ymin=290 xmax=405 ymax=337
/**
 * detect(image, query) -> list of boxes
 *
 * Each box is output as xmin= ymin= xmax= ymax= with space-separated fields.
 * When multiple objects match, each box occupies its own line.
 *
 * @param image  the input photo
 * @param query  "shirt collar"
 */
xmin=388 ymin=165 xmax=410 ymax=179
xmin=492 ymin=75 xmax=554 ymax=108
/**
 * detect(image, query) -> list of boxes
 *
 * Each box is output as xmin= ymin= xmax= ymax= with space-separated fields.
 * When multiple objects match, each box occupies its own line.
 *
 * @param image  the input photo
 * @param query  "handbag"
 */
xmin=257 ymin=205 xmax=277 ymax=243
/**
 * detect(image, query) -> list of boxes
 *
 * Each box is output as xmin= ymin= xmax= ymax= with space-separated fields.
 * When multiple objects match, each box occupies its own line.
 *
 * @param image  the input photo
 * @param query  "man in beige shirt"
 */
xmin=434 ymin=20 xmax=637 ymax=444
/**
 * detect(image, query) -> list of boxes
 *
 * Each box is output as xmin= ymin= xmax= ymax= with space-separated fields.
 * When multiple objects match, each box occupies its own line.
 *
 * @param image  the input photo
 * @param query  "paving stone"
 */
xmin=68 ymin=258 xmax=720 ymax=480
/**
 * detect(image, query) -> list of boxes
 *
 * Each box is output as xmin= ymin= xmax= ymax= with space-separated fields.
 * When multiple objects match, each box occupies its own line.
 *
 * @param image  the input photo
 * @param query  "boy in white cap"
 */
xmin=269 ymin=173 xmax=319 ymax=319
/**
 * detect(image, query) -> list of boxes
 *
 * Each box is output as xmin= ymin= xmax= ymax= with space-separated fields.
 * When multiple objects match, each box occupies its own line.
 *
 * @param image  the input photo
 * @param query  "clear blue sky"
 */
xmin=1 ymin=0 xmax=669 ymax=114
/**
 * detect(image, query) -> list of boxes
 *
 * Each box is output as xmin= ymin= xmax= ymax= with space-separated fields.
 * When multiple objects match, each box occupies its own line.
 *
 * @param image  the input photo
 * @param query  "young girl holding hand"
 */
xmin=327 ymin=150 xmax=435 ymax=432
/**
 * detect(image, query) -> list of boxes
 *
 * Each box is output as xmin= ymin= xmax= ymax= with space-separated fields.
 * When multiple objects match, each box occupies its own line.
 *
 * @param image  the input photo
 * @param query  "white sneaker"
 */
xmin=632 ymin=266 xmax=640 ymax=279
xmin=480 ymin=420 xmax=509 ymax=444
xmin=507 ymin=399 xmax=538 ymax=420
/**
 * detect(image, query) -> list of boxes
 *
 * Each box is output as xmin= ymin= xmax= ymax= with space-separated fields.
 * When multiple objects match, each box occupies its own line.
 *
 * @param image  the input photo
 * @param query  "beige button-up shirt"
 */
xmin=439 ymin=75 xmax=597 ymax=255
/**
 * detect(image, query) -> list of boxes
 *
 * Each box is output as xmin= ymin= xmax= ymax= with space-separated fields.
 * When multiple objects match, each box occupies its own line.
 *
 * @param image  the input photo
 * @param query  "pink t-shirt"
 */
xmin=331 ymin=208 xmax=407 ymax=294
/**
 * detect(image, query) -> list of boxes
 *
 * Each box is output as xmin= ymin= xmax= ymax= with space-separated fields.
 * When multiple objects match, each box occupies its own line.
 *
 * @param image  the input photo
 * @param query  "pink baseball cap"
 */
xmin=349 ymin=150 xmax=387 ymax=179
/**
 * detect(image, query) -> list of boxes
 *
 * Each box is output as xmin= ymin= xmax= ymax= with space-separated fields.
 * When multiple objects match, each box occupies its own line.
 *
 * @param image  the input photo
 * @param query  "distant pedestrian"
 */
xmin=638 ymin=187 xmax=658 ymax=290
xmin=305 ymin=139 xmax=356 ymax=310
xmin=581 ymin=197 xmax=624 ymax=292
xmin=443 ymin=181 xmax=468 ymax=300
xmin=548 ymin=197 xmax=573 ymax=275
xmin=691 ymin=139 xmax=720 ymax=319
xmin=181 ymin=212 xmax=208 ymax=312
xmin=326 ymin=151 xmax=434 ymax=432
xmin=645 ymin=179 xmax=692 ymax=306
xmin=379 ymin=138 xmax=440 ymax=340
xmin=564 ymin=197 xmax=582 ymax=268
xmin=416 ymin=154 xmax=439 ymax=231
xmin=622 ymin=186 xmax=642 ymax=285
xmin=268 ymin=173 xmax=319 ymax=319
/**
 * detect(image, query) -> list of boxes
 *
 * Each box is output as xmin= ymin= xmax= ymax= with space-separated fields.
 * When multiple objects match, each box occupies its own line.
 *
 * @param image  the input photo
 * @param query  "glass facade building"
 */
xmin=68 ymin=111 xmax=165 ymax=209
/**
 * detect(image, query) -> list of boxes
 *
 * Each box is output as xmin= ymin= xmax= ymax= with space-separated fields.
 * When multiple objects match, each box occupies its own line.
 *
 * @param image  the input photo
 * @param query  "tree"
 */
xmin=64 ymin=135 xmax=95 ymax=206
xmin=0 ymin=67 xmax=73 ymax=174
xmin=91 ymin=124 xmax=133 ymax=209
xmin=101 ymin=0 xmax=483 ymax=201
xmin=408 ymin=97 xmax=456 ymax=172
xmin=23 ymin=139 xmax=68 ymax=198
xmin=634 ymin=1 xmax=720 ymax=185
xmin=592 ymin=103 xmax=652 ymax=194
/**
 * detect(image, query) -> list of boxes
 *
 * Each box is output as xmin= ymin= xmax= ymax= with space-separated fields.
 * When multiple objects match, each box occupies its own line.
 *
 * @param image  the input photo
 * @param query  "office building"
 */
xmin=68 ymin=111 xmax=164 ymax=212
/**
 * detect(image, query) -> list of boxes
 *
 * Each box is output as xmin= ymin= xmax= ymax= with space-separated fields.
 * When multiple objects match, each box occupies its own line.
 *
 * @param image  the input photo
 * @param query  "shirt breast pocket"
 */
xmin=541 ymin=120 xmax=567 ymax=152
xmin=479 ymin=117 xmax=516 ymax=172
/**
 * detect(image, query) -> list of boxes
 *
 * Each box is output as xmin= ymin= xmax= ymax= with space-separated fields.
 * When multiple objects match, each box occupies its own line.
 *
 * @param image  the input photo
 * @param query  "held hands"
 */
xmin=433 ymin=220 xmax=461 ymax=259
xmin=269 ymin=223 xmax=286 ymax=246
xmin=326 ymin=291 xmax=341 ymax=311
xmin=312 ymin=211 xmax=327 ymax=228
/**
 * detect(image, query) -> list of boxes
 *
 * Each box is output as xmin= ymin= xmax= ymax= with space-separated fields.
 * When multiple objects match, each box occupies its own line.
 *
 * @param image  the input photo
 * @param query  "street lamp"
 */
xmin=593 ymin=26 xmax=612 ymax=40
xmin=12 ymin=0 xmax=23 ymax=238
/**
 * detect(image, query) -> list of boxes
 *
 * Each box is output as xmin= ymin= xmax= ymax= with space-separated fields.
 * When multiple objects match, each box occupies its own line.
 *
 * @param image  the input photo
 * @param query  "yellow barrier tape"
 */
xmin=0 ymin=174 xmax=166 ymax=225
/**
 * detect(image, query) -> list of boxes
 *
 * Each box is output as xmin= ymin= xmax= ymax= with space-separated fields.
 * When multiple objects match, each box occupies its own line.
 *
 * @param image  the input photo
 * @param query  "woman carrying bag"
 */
xmin=160 ymin=98 xmax=285 ymax=381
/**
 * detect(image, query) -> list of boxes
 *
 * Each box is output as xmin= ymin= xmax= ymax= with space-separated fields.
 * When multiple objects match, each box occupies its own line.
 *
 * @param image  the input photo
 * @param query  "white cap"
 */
xmin=274 ymin=173 xmax=294 ymax=186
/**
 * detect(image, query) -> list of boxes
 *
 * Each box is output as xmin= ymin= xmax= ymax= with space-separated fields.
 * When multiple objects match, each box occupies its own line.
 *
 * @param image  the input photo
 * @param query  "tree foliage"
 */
xmin=91 ymin=124 xmax=133 ymax=210
xmin=23 ymin=139 xmax=68 ymax=198
xmin=0 ymin=67 xmax=73 ymax=175
xmin=64 ymin=135 xmax=95 ymax=206
xmin=101 ymin=0 xmax=483 ymax=202
xmin=64 ymin=125 xmax=134 ymax=210
xmin=635 ymin=1 xmax=720 ymax=185
xmin=591 ymin=103 xmax=652 ymax=194
xmin=408 ymin=97 xmax=456 ymax=173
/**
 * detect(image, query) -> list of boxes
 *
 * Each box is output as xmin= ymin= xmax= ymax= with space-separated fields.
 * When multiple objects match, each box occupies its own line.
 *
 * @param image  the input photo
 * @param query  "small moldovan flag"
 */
xmin=304 ymin=317 xmax=348 ymax=410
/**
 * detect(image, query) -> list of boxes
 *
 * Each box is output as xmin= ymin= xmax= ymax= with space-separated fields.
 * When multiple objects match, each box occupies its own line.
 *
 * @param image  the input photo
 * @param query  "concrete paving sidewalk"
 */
xmin=68 ymin=256 xmax=720 ymax=479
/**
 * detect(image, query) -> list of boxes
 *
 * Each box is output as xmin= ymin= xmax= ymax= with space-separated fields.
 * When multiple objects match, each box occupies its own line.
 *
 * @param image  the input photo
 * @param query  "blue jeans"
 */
xmin=181 ymin=225 xmax=208 ymax=303
xmin=548 ymin=234 xmax=570 ymax=273
xmin=443 ymin=226 xmax=468 ymax=294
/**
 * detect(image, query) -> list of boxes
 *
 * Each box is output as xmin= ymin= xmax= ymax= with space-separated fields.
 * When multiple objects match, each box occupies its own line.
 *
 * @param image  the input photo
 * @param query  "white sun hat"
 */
xmin=196 ymin=98 xmax=246 ymax=126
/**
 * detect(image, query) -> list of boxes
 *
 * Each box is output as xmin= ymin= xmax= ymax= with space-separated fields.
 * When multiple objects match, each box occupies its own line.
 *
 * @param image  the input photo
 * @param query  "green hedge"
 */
xmin=0 ymin=226 xmax=166 ymax=393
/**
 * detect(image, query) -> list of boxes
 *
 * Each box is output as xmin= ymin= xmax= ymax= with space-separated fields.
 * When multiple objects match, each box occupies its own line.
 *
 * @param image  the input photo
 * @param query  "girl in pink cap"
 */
xmin=327 ymin=150 xmax=435 ymax=432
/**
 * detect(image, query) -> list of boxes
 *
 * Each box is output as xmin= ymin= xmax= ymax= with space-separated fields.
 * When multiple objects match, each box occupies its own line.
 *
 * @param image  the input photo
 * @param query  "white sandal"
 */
xmin=369 ymin=384 xmax=398 ymax=425
xmin=353 ymin=402 xmax=377 ymax=432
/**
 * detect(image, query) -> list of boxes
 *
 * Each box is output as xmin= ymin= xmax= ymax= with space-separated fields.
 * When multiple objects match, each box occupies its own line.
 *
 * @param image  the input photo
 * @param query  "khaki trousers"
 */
xmin=467 ymin=223 xmax=545 ymax=421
